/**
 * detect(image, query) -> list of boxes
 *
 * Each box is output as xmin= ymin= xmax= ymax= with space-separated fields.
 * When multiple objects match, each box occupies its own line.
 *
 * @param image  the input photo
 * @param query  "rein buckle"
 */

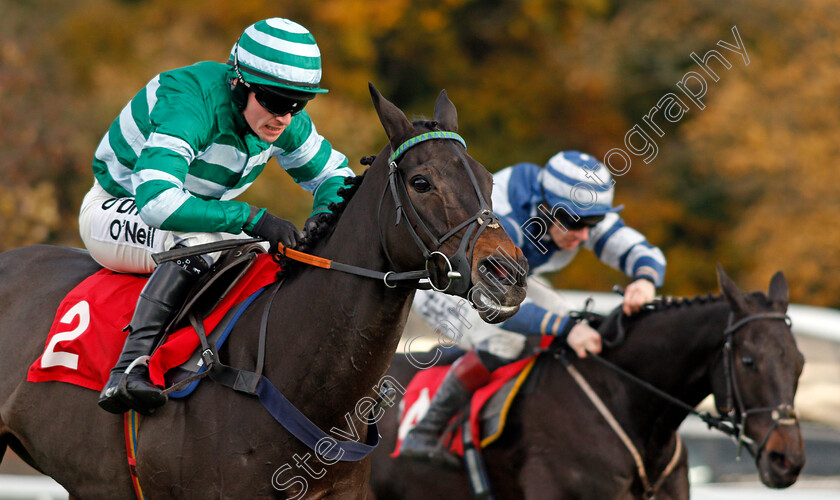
xmin=200 ymin=348 xmax=216 ymax=369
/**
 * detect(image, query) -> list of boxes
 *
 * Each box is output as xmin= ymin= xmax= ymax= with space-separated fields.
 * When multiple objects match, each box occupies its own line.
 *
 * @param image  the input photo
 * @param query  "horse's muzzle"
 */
xmin=756 ymin=424 xmax=805 ymax=488
xmin=468 ymin=252 xmax=528 ymax=324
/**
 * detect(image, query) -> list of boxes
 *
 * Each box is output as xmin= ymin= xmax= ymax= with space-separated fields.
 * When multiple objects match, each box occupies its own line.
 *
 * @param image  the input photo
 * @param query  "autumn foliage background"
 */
xmin=2 ymin=0 xmax=839 ymax=307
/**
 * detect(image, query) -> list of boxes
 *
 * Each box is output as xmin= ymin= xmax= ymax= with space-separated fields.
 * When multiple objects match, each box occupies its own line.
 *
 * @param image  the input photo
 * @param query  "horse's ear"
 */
xmin=433 ymin=89 xmax=458 ymax=132
xmin=369 ymin=82 xmax=413 ymax=150
xmin=768 ymin=270 xmax=789 ymax=312
xmin=717 ymin=264 xmax=748 ymax=314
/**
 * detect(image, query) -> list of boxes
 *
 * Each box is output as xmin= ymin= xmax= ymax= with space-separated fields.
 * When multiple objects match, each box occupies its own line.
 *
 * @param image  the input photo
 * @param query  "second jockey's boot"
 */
xmin=399 ymin=349 xmax=491 ymax=467
xmin=98 ymin=258 xmax=206 ymax=414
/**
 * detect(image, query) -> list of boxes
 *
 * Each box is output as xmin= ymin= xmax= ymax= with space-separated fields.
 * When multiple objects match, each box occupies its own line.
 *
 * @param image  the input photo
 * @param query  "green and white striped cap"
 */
xmin=228 ymin=18 xmax=327 ymax=94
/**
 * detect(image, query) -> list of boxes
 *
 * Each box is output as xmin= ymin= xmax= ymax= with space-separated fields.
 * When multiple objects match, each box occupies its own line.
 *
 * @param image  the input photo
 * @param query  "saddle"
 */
xmin=394 ymin=348 xmax=544 ymax=459
xmin=395 ymin=310 xmax=612 ymax=459
xmin=27 ymin=244 xmax=281 ymax=394
xmin=156 ymin=242 xmax=269 ymax=396
xmin=167 ymin=242 xmax=267 ymax=339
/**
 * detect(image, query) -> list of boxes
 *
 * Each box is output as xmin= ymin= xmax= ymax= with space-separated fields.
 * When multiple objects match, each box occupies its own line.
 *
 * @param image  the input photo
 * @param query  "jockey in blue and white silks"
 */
xmin=414 ymin=150 xmax=666 ymax=358
xmin=401 ymin=150 xmax=668 ymax=464
xmin=493 ymin=152 xmax=665 ymax=285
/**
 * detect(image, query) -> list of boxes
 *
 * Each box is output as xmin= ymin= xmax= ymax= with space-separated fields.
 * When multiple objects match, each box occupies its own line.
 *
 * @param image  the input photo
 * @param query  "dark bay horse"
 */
xmin=0 ymin=84 xmax=527 ymax=498
xmin=369 ymin=267 xmax=805 ymax=500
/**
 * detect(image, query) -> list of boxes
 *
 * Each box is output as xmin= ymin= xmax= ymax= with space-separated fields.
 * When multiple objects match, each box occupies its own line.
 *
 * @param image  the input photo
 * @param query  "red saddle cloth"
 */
xmin=392 ymin=342 xmax=551 ymax=458
xmin=27 ymin=254 xmax=281 ymax=391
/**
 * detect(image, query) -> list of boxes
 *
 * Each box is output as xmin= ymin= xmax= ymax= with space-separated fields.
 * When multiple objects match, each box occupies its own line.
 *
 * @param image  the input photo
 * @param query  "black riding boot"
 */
xmin=98 ymin=259 xmax=205 ymax=414
xmin=400 ymin=350 xmax=491 ymax=467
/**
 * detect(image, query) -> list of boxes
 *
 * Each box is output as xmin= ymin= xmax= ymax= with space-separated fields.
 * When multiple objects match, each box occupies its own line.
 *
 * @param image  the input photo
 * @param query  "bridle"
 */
xmin=572 ymin=308 xmax=798 ymax=460
xmin=377 ymin=130 xmax=501 ymax=295
xmin=718 ymin=311 xmax=798 ymax=458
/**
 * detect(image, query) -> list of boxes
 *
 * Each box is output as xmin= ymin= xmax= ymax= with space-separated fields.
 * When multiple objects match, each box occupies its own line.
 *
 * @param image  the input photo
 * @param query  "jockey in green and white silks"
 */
xmin=88 ymin=62 xmax=349 ymax=241
xmin=81 ymin=22 xmax=352 ymax=273
xmin=400 ymin=151 xmax=667 ymax=465
xmin=80 ymin=18 xmax=353 ymax=415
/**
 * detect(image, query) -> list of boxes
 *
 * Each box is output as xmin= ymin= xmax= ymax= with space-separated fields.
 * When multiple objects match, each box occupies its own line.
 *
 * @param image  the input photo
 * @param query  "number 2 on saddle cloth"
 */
xmin=27 ymin=253 xmax=281 ymax=391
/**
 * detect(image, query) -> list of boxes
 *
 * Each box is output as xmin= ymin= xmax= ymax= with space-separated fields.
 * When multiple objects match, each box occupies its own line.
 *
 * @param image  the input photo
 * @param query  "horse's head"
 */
xmin=368 ymin=83 xmax=527 ymax=323
xmin=713 ymin=265 xmax=805 ymax=488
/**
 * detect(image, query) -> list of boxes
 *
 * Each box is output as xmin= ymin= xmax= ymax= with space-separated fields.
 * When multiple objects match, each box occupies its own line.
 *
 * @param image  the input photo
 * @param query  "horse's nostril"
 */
xmin=489 ymin=261 xmax=509 ymax=280
xmin=480 ymin=258 xmax=516 ymax=287
xmin=769 ymin=450 xmax=790 ymax=469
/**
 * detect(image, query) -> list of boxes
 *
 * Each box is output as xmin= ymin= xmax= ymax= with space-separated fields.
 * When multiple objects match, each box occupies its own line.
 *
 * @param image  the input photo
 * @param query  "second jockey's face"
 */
xmin=549 ymin=223 xmax=590 ymax=250
xmin=243 ymin=91 xmax=292 ymax=143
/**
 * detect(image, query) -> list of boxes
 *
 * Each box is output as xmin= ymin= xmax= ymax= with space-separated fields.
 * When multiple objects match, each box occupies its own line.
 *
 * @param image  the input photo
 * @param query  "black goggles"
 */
xmin=251 ymin=85 xmax=308 ymax=116
xmin=540 ymin=205 xmax=605 ymax=230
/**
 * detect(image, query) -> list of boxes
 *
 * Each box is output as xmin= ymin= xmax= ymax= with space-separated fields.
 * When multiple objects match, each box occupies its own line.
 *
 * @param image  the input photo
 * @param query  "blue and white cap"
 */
xmin=540 ymin=151 xmax=623 ymax=217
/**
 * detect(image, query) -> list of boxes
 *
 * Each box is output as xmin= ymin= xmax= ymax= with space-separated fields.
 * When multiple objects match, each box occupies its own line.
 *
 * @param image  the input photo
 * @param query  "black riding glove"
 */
xmin=303 ymin=212 xmax=326 ymax=238
xmin=247 ymin=210 xmax=303 ymax=251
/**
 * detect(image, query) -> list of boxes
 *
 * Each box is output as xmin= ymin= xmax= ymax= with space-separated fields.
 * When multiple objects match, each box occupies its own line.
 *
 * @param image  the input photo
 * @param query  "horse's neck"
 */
xmin=607 ymin=301 xmax=731 ymax=429
xmin=261 ymin=163 xmax=415 ymax=426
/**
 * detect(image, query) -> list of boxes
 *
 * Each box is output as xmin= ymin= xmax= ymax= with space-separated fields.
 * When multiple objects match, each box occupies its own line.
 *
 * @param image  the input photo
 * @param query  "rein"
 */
xmin=277 ymin=243 xmax=429 ymax=288
xmin=155 ymin=238 xmax=429 ymax=289
xmin=576 ymin=310 xmax=796 ymax=460
xmin=152 ymin=131 xmax=498 ymax=294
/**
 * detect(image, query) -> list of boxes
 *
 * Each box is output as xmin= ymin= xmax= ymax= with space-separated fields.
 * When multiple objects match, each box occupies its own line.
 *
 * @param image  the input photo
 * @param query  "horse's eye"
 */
xmin=741 ymin=355 xmax=755 ymax=368
xmin=410 ymin=175 xmax=432 ymax=193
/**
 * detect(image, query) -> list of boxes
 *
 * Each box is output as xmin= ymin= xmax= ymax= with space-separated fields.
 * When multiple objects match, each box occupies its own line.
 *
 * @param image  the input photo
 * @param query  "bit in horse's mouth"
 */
xmin=474 ymin=290 xmax=518 ymax=317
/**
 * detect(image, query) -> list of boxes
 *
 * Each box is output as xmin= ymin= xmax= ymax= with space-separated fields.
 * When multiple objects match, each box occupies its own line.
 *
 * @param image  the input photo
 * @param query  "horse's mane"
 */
xmin=596 ymin=290 xmax=771 ymax=347
xmin=298 ymin=172 xmax=367 ymax=251
xmin=644 ymin=290 xmax=769 ymax=313
xmin=411 ymin=118 xmax=444 ymax=130
xmin=645 ymin=293 xmax=723 ymax=312
xmin=274 ymin=170 xmax=366 ymax=274
xmin=275 ymin=119 xmax=441 ymax=275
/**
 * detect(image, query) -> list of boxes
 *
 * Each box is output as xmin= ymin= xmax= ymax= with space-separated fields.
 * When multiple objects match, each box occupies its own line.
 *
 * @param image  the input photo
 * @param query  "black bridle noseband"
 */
xmin=378 ymin=130 xmax=501 ymax=295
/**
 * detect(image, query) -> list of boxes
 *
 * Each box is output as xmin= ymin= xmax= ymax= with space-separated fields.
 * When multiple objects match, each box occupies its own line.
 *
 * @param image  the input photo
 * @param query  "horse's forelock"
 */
xmin=410 ymin=118 xmax=441 ymax=131
xmin=744 ymin=291 xmax=776 ymax=310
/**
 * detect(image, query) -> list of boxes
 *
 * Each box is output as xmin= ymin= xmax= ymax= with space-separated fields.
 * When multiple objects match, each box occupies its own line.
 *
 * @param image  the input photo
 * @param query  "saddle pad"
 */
xmin=27 ymin=254 xmax=281 ymax=391
xmin=392 ymin=354 xmax=537 ymax=458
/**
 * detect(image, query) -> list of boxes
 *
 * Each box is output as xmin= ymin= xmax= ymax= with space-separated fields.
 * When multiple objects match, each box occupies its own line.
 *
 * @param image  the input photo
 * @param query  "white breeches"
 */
xmin=79 ymin=181 xmax=260 ymax=274
xmin=409 ymin=276 xmax=576 ymax=360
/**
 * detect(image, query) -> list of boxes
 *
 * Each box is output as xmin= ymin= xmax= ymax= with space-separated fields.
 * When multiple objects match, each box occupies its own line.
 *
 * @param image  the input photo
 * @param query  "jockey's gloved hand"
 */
xmin=565 ymin=320 xmax=602 ymax=359
xmin=246 ymin=208 xmax=303 ymax=252
xmin=303 ymin=212 xmax=326 ymax=238
xmin=622 ymin=278 xmax=656 ymax=315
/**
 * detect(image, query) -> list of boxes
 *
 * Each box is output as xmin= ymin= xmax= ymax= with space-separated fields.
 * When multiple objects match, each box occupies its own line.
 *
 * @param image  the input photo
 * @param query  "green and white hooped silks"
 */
xmin=229 ymin=18 xmax=328 ymax=94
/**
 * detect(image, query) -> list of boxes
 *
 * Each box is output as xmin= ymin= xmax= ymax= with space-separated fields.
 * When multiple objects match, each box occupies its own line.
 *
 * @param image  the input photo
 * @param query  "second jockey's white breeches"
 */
xmin=409 ymin=276 xmax=576 ymax=360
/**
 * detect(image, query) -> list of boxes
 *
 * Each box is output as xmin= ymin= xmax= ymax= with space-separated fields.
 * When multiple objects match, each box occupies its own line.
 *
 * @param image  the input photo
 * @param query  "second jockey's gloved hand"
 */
xmin=565 ymin=320 xmax=602 ymax=359
xmin=247 ymin=210 xmax=303 ymax=251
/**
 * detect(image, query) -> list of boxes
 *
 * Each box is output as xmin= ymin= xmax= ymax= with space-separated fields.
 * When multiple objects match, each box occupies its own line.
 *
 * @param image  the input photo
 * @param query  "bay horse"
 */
xmin=0 ymin=84 xmax=527 ymax=498
xmin=369 ymin=266 xmax=805 ymax=499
